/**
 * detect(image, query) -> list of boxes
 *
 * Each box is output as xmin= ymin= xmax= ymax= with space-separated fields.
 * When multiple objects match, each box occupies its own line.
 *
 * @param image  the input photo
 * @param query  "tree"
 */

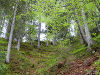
xmin=38 ymin=23 xmax=41 ymax=48
xmin=17 ymin=17 xmax=25 ymax=51
xmin=46 ymin=26 xmax=49 ymax=46
xmin=16 ymin=1 xmax=27 ymax=51
xmin=6 ymin=0 xmax=18 ymax=63
xmin=81 ymin=2 xmax=94 ymax=50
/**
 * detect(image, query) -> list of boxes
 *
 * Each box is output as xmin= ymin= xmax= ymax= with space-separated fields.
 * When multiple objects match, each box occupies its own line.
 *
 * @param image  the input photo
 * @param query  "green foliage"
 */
xmin=8 ymin=49 xmax=33 ymax=75
xmin=93 ymin=34 xmax=100 ymax=43
xmin=70 ymin=38 xmax=92 ymax=59
xmin=84 ymin=2 xmax=97 ymax=12
xmin=92 ymin=34 xmax=100 ymax=49
xmin=0 ymin=39 xmax=8 ymax=46
xmin=0 ymin=39 xmax=9 ymax=75
xmin=34 ymin=47 xmax=60 ymax=74
xmin=71 ymin=45 xmax=90 ymax=59
xmin=0 ymin=50 xmax=8 ymax=75
xmin=72 ymin=46 xmax=87 ymax=54
xmin=94 ymin=57 xmax=100 ymax=75
xmin=0 ymin=0 xmax=100 ymax=74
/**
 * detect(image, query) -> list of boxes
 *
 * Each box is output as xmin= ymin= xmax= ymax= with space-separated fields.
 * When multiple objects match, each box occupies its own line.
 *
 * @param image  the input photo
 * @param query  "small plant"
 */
xmin=0 ymin=49 xmax=9 ymax=75
xmin=94 ymin=56 xmax=100 ymax=74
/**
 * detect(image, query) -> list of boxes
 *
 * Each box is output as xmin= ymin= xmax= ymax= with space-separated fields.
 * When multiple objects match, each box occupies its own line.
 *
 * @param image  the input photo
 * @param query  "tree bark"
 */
xmin=78 ymin=25 xmax=88 ymax=44
xmin=52 ymin=37 xmax=56 ymax=46
xmin=52 ymin=34 xmax=57 ymax=46
xmin=79 ymin=29 xmax=84 ymax=45
xmin=46 ymin=39 xmax=48 ymax=46
xmin=81 ymin=7 xmax=94 ymax=51
xmin=6 ymin=0 xmax=18 ymax=63
xmin=69 ymin=38 xmax=71 ymax=50
xmin=17 ymin=19 xmax=25 ymax=51
xmin=46 ymin=26 xmax=48 ymax=46
xmin=17 ymin=3 xmax=27 ymax=51
xmin=38 ymin=23 xmax=41 ymax=48
xmin=75 ymin=11 xmax=88 ymax=45
xmin=17 ymin=37 xmax=21 ymax=51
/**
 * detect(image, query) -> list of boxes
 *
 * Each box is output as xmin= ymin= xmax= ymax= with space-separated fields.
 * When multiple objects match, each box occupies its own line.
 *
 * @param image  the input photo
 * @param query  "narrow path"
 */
xmin=56 ymin=53 xmax=100 ymax=75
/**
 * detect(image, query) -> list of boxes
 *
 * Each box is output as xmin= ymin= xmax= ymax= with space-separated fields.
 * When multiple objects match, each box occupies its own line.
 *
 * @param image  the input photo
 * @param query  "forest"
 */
xmin=0 ymin=0 xmax=100 ymax=75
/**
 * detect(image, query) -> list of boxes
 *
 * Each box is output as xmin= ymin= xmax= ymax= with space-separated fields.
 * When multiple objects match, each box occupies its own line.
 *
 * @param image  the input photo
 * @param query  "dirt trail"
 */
xmin=56 ymin=53 xmax=100 ymax=75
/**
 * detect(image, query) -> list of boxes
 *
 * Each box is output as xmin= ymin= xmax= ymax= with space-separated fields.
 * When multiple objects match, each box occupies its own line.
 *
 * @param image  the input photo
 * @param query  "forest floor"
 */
xmin=56 ymin=52 xmax=100 ymax=75
xmin=0 ymin=38 xmax=100 ymax=75
xmin=26 ymin=48 xmax=100 ymax=75
xmin=23 ymin=46 xmax=100 ymax=75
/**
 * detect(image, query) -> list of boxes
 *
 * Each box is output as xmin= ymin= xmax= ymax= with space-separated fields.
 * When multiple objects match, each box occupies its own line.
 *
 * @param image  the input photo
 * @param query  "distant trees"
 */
xmin=17 ymin=18 xmax=25 ymax=51
xmin=0 ymin=0 xmax=99 ymax=63
xmin=46 ymin=26 xmax=49 ymax=46
xmin=38 ymin=23 xmax=41 ymax=48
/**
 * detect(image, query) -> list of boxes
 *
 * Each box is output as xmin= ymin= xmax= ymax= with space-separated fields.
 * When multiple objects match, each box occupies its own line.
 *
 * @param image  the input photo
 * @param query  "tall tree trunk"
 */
xmin=52 ymin=34 xmax=57 ymax=46
xmin=78 ymin=25 xmax=87 ymax=45
xmin=75 ymin=11 xmax=87 ymax=45
xmin=52 ymin=37 xmax=56 ymax=46
xmin=46 ymin=26 xmax=48 ymax=46
xmin=17 ymin=2 xmax=26 ymax=51
xmin=17 ymin=38 xmax=21 ymax=51
xmin=17 ymin=18 xmax=25 ymax=51
xmin=46 ymin=39 xmax=48 ymax=46
xmin=81 ymin=7 xmax=94 ymax=50
xmin=38 ymin=23 xmax=41 ymax=48
xmin=79 ymin=29 xmax=83 ymax=45
xmin=17 ymin=30 xmax=22 ymax=51
xmin=69 ymin=38 xmax=71 ymax=50
xmin=6 ymin=0 xmax=18 ymax=63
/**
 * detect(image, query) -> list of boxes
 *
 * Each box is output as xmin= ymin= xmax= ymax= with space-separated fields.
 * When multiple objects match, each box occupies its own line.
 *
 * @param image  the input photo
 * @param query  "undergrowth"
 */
xmin=0 ymin=35 xmax=100 ymax=75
